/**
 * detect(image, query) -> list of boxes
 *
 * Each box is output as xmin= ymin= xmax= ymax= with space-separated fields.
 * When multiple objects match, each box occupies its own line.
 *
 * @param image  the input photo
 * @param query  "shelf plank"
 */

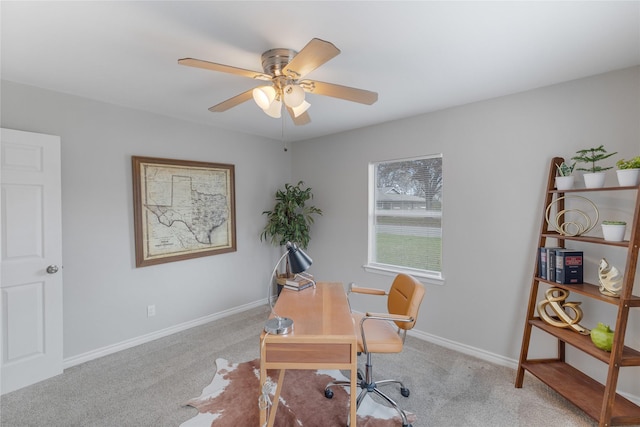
xmin=541 ymin=232 xmax=630 ymax=247
xmin=530 ymin=319 xmax=640 ymax=366
xmin=535 ymin=278 xmax=640 ymax=305
xmin=521 ymin=360 xmax=640 ymax=425
xmin=550 ymin=185 xmax=639 ymax=194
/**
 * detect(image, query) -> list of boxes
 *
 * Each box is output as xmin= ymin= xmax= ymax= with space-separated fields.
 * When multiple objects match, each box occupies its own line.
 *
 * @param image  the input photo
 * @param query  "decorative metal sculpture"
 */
xmin=598 ymin=258 xmax=623 ymax=297
xmin=537 ymin=287 xmax=590 ymax=335
xmin=545 ymin=195 xmax=599 ymax=237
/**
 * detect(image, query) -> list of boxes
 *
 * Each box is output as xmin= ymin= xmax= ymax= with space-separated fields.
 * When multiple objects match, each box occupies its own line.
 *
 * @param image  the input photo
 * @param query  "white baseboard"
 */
xmin=408 ymin=328 xmax=518 ymax=369
xmin=63 ymin=299 xmax=265 ymax=369
xmin=408 ymin=328 xmax=640 ymax=406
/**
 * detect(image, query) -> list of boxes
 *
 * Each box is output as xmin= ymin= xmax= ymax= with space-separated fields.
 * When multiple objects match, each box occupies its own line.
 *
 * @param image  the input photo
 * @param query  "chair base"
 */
xmin=324 ymin=353 xmax=413 ymax=427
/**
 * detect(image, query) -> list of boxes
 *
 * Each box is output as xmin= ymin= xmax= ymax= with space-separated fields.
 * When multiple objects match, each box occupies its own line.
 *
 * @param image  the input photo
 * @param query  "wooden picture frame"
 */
xmin=132 ymin=156 xmax=236 ymax=267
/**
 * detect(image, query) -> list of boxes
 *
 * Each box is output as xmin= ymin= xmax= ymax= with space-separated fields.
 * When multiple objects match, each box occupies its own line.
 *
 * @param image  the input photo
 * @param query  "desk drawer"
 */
xmin=265 ymin=343 xmax=353 ymax=364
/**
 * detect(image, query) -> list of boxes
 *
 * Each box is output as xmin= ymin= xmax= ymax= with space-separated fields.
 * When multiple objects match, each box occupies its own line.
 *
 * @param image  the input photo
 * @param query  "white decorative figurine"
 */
xmin=598 ymin=258 xmax=623 ymax=297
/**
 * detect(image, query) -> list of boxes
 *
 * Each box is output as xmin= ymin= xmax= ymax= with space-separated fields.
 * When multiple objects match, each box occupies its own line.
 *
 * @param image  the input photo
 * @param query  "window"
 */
xmin=366 ymin=154 xmax=443 ymax=284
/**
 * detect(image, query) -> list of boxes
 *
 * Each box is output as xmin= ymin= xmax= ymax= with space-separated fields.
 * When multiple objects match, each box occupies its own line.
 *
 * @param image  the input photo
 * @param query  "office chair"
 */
xmin=324 ymin=273 xmax=425 ymax=427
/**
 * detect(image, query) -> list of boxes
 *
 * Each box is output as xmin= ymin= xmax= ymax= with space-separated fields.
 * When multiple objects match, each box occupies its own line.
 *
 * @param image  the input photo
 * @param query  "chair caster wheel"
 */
xmin=401 ymin=387 xmax=410 ymax=397
xmin=324 ymin=388 xmax=334 ymax=399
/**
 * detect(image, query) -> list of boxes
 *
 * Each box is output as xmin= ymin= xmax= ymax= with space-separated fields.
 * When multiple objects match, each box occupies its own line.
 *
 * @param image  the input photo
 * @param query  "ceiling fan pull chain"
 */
xmin=282 ymin=115 xmax=288 ymax=152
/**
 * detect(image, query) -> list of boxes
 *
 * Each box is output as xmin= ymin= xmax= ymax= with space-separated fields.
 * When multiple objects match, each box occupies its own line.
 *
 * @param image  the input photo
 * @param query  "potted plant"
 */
xmin=572 ymin=145 xmax=617 ymax=188
xmin=601 ymin=220 xmax=626 ymax=242
xmin=555 ymin=161 xmax=575 ymax=190
xmin=615 ymin=156 xmax=640 ymax=187
xmin=260 ymin=181 xmax=322 ymax=276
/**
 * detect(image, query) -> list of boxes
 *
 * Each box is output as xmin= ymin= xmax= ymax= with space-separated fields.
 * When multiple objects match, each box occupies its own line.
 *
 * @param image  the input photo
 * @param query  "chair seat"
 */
xmin=353 ymin=312 xmax=404 ymax=353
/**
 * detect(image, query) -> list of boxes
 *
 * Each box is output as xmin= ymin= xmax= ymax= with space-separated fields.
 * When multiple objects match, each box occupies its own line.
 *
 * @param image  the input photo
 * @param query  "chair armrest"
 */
xmin=364 ymin=312 xmax=413 ymax=323
xmin=349 ymin=284 xmax=387 ymax=296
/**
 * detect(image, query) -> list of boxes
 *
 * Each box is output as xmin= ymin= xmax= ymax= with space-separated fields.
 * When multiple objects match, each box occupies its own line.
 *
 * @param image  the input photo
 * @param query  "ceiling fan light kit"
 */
xmin=178 ymin=38 xmax=378 ymax=126
xmin=253 ymin=81 xmax=307 ymax=118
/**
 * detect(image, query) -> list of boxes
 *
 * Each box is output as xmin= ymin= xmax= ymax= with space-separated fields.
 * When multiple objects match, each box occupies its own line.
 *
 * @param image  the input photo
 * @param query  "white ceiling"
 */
xmin=2 ymin=1 xmax=639 ymax=142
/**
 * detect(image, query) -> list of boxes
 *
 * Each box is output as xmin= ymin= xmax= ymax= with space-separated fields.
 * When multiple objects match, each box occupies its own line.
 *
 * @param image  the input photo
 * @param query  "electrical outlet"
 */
xmin=147 ymin=305 xmax=156 ymax=317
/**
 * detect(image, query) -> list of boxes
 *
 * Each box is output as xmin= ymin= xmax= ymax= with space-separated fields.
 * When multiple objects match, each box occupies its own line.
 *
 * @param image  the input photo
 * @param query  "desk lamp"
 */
xmin=264 ymin=241 xmax=312 ymax=335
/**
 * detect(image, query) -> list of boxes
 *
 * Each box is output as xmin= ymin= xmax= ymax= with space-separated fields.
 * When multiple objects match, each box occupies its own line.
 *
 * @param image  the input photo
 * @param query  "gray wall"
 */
xmin=291 ymin=66 xmax=640 ymax=397
xmin=2 ymin=66 xmax=639 ymax=399
xmin=1 ymin=81 xmax=289 ymax=360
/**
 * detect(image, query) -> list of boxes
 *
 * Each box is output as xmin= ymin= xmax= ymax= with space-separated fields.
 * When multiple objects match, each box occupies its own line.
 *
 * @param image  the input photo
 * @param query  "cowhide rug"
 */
xmin=181 ymin=358 xmax=416 ymax=427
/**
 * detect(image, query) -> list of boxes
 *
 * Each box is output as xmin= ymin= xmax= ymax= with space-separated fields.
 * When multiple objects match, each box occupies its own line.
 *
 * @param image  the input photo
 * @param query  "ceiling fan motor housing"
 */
xmin=261 ymin=48 xmax=297 ymax=78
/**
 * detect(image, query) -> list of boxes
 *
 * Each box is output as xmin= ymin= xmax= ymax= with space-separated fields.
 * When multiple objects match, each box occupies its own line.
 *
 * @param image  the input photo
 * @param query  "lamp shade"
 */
xmin=291 ymin=100 xmax=311 ymax=118
xmin=252 ymin=86 xmax=277 ymax=109
xmin=287 ymin=242 xmax=312 ymax=274
xmin=263 ymin=98 xmax=282 ymax=118
xmin=283 ymin=84 xmax=305 ymax=108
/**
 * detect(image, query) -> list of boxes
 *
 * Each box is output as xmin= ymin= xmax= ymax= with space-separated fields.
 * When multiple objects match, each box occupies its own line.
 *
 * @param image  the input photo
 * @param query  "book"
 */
xmin=283 ymin=281 xmax=314 ymax=291
xmin=555 ymin=249 xmax=583 ymax=284
xmin=284 ymin=274 xmax=314 ymax=287
xmin=539 ymin=247 xmax=561 ymax=280
xmin=547 ymin=248 xmax=560 ymax=282
xmin=539 ymin=247 xmax=547 ymax=280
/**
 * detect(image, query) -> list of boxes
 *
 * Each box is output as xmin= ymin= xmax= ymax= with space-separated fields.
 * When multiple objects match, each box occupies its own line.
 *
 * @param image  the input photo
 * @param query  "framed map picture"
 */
xmin=132 ymin=156 xmax=236 ymax=267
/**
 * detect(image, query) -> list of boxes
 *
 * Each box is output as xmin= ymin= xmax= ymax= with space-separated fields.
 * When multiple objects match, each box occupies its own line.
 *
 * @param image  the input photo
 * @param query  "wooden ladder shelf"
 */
xmin=515 ymin=157 xmax=640 ymax=427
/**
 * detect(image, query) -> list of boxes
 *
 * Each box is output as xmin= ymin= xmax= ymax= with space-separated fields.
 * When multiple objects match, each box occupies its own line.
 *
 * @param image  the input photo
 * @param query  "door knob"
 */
xmin=46 ymin=265 xmax=59 ymax=274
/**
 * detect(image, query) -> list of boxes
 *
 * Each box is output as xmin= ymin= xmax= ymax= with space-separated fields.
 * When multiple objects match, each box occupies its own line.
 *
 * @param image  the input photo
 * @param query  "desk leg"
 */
xmin=266 ymin=370 xmax=285 ymax=427
xmin=260 ymin=340 xmax=267 ymax=426
xmin=350 ymin=344 xmax=357 ymax=427
xmin=259 ymin=340 xmax=284 ymax=427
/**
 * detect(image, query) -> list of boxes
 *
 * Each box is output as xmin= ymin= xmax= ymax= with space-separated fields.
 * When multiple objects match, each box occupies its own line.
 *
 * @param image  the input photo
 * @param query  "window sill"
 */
xmin=362 ymin=264 xmax=445 ymax=286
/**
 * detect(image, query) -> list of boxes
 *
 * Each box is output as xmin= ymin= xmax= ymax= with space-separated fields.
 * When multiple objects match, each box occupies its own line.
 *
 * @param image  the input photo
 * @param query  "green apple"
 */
xmin=590 ymin=322 xmax=614 ymax=352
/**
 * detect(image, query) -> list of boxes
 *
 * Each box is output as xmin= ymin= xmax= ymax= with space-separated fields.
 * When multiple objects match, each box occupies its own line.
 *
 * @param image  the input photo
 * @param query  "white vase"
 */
xmin=616 ymin=169 xmax=640 ymax=187
xmin=555 ymin=175 xmax=574 ymax=190
xmin=602 ymin=223 xmax=626 ymax=242
xmin=583 ymin=172 xmax=606 ymax=189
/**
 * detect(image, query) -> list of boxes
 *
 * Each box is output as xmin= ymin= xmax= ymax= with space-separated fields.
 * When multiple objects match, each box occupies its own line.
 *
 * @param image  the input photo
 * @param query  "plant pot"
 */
xmin=583 ymin=172 xmax=606 ymax=189
xmin=602 ymin=223 xmax=626 ymax=242
xmin=555 ymin=176 xmax=574 ymax=190
xmin=616 ymin=168 xmax=640 ymax=187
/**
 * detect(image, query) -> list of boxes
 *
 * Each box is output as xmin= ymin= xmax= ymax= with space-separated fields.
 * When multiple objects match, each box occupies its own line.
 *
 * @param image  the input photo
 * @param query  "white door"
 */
xmin=1 ymin=128 xmax=63 ymax=394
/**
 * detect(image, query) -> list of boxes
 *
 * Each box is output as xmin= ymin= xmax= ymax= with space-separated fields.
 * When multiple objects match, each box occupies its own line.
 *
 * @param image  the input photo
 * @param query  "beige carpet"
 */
xmin=181 ymin=358 xmax=416 ymax=427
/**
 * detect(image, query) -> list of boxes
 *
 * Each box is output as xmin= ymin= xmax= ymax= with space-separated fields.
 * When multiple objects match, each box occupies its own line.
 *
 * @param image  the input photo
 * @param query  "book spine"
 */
xmin=555 ymin=250 xmax=565 ymax=284
xmin=547 ymin=248 xmax=556 ymax=282
xmin=285 ymin=279 xmax=312 ymax=287
xmin=539 ymin=247 xmax=547 ymax=280
xmin=283 ymin=282 xmax=313 ymax=291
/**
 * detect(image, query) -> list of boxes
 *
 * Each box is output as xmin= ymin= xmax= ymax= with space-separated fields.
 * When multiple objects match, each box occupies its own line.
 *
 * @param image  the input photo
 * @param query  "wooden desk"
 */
xmin=259 ymin=282 xmax=358 ymax=426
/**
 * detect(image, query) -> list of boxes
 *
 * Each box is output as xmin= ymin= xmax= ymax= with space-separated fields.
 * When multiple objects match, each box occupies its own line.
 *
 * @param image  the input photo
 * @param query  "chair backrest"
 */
xmin=387 ymin=274 xmax=425 ymax=331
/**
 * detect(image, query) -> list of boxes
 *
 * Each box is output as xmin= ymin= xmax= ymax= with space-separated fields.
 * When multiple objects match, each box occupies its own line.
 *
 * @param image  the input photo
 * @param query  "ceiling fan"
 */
xmin=178 ymin=38 xmax=378 ymax=125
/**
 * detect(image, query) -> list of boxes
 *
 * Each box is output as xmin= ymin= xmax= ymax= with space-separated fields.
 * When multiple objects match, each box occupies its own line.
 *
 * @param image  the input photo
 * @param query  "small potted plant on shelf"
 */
xmin=601 ymin=220 xmax=626 ymax=242
xmin=555 ymin=161 xmax=575 ymax=190
xmin=615 ymin=156 xmax=640 ymax=187
xmin=572 ymin=145 xmax=617 ymax=189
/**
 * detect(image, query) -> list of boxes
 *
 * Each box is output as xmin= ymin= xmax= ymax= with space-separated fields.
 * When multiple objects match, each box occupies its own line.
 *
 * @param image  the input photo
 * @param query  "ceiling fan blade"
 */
xmin=286 ymin=107 xmax=311 ymax=126
xmin=302 ymin=80 xmax=378 ymax=105
xmin=208 ymin=89 xmax=254 ymax=112
xmin=179 ymin=58 xmax=271 ymax=81
xmin=282 ymin=38 xmax=340 ymax=80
